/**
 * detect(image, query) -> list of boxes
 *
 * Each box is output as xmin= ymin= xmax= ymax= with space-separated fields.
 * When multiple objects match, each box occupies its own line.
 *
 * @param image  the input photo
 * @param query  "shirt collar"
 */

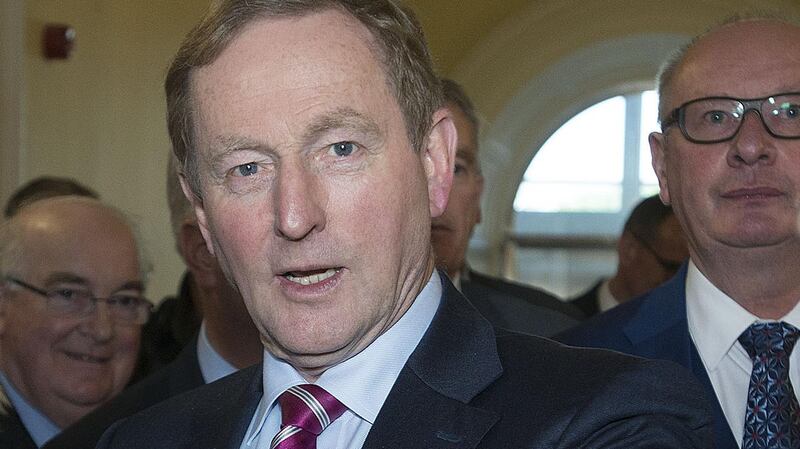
xmin=196 ymin=320 xmax=239 ymax=384
xmin=686 ymin=259 xmax=800 ymax=371
xmin=244 ymin=270 xmax=442 ymax=445
xmin=597 ymin=278 xmax=619 ymax=313
xmin=0 ymin=371 xmax=60 ymax=447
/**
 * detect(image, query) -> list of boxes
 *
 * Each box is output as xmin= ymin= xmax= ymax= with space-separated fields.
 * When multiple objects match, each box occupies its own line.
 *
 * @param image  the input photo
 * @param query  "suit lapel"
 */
xmin=195 ymin=365 xmax=264 ymax=449
xmin=362 ymin=275 xmax=500 ymax=449
xmin=622 ymin=266 xmax=737 ymax=449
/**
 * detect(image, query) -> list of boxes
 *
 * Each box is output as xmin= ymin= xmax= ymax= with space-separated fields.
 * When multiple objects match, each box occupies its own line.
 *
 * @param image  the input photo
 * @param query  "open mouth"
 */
xmin=64 ymin=351 xmax=109 ymax=364
xmin=283 ymin=268 xmax=340 ymax=286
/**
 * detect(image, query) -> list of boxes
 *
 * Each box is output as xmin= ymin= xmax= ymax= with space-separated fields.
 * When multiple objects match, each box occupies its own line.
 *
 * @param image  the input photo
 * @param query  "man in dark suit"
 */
xmin=560 ymin=16 xmax=800 ymax=449
xmin=433 ymin=79 xmax=583 ymax=335
xmin=570 ymin=195 xmax=687 ymax=317
xmin=96 ymin=1 xmax=710 ymax=447
xmin=43 ymin=157 xmax=263 ymax=449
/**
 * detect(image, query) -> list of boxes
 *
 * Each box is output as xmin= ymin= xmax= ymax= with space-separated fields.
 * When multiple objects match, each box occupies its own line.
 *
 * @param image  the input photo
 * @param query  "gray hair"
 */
xmin=656 ymin=12 xmax=800 ymax=123
xmin=166 ymin=0 xmax=443 ymax=198
xmin=166 ymin=154 xmax=195 ymax=243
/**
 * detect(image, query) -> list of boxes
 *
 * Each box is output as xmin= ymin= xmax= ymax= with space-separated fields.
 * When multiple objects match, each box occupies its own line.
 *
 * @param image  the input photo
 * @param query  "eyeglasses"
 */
xmin=661 ymin=92 xmax=800 ymax=143
xmin=4 ymin=277 xmax=152 ymax=325
xmin=628 ymin=232 xmax=685 ymax=274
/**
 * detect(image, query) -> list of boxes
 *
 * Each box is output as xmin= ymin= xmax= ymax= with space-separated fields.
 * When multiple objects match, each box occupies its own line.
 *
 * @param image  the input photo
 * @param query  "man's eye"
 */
xmin=234 ymin=163 xmax=259 ymax=177
xmin=704 ymin=110 xmax=729 ymax=124
xmin=111 ymin=295 xmax=142 ymax=309
xmin=50 ymin=288 xmax=84 ymax=302
xmin=329 ymin=142 xmax=356 ymax=157
xmin=454 ymin=163 xmax=465 ymax=175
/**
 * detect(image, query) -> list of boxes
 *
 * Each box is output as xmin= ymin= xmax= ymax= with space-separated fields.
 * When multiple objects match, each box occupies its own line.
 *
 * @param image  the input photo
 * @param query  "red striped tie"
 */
xmin=270 ymin=384 xmax=347 ymax=449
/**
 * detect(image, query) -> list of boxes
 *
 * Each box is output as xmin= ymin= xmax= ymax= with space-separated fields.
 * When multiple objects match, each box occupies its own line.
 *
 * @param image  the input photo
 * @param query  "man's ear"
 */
xmin=423 ymin=107 xmax=457 ymax=218
xmin=179 ymin=174 xmax=215 ymax=257
xmin=649 ymin=132 xmax=671 ymax=205
xmin=178 ymin=221 xmax=219 ymax=289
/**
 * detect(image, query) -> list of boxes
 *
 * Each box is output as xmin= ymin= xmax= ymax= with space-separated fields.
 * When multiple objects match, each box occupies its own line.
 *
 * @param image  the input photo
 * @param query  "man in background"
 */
xmin=0 ymin=197 xmax=147 ymax=447
xmin=570 ymin=195 xmax=687 ymax=317
xmin=561 ymin=16 xmax=800 ymax=448
xmin=4 ymin=176 xmax=98 ymax=218
xmin=43 ymin=157 xmax=262 ymax=449
xmin=434 ymin=78 xmax=583 ymax=334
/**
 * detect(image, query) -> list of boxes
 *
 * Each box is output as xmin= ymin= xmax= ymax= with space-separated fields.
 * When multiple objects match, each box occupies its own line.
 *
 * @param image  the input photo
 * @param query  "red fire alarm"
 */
xmin=43 ymin=24 xmax=75 ymax=60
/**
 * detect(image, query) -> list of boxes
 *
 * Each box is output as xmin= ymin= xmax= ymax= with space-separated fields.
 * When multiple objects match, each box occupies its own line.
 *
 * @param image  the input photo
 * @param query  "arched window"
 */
xmin=508 ymin=89 xmax=660 ymax=297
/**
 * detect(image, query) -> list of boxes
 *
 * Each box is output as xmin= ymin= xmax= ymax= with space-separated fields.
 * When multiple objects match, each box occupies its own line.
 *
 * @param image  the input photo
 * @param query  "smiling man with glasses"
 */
xmin=0 ymin=196 xmax=147 ymax=448
xmin=561 ymin=15 xmax=800 ymax=449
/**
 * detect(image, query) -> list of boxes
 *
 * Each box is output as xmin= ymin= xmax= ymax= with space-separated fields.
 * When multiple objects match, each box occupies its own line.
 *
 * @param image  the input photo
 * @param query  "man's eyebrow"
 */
xmin=301 ymin=107 xmax=382 ymax=145
xmin=208 ymin=136 xmax=269 ymax=161
xmin=42 ymin=273 xmax=143 ymax=293
xmin=43 ymin=272 xmax=90 ymax=286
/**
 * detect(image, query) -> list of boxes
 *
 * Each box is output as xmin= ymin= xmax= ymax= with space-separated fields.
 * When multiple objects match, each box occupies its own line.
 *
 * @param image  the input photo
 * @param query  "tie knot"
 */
xmin=277 ymin=384 xmax=346 ymax=436
xmin=738 ymin=321 xmax=800 ymax=360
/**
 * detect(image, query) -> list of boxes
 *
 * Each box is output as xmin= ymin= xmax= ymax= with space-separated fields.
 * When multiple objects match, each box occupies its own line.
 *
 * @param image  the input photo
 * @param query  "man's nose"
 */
xmin=79 ymin=300 xmax=115 ymax=341
xmin=728 ymin=110 xmax=776 ymax=167
xmin=273 ymin=160 xmax=326 ymax=241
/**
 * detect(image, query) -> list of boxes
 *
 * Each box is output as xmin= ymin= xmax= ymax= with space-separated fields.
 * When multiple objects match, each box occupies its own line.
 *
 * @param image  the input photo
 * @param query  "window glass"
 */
xmin=515 ymin=96 xmax=625 ymax=213
xmin=639 ymin=89 xmax=660 ymax=186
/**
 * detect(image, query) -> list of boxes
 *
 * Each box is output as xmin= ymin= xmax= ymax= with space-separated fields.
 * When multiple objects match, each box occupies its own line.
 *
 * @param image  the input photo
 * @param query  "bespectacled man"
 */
xmin=562 ymin=15 xmax=800 ymax=449
xmin=95 ymin=1 xmax=710 ymax=448
xmin=0 ymin=197 xmax=147 ymax=448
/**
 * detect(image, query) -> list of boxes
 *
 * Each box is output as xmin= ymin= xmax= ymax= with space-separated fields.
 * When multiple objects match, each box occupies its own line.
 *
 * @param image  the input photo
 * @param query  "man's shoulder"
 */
xmin=0 ymin=394 xmax=36 ymax=449
xmin=464 ymin=270 xmax=583 ymax=319
xmin=471 ymin=331 xmax=711 ymax=447
xmin=95 ymin=366 xmax=261 ymax=449
xmin=556 ymin=275 xmax=686 ymax=351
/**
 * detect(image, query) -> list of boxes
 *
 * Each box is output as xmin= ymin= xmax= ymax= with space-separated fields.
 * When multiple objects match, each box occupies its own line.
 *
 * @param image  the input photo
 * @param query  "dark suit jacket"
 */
xmin=0 ymin=388 xmax=36 ymax=449
xmin=43 ymin=337 xmax=205 ymax=449
xmin=558 ymin=264 xmax=737 ymax=449
xmin=96 ymin=275 xmax=711 ymax=448
xmin=461 ymin=270 xmax=583 ymax=336
xmin=569 ymin=280 xmax=603 ymax=317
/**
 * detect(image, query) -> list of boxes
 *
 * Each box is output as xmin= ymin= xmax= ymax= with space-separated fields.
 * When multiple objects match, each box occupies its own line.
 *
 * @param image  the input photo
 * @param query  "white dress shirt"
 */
xmin=596 ymin=278 xmax=619 ymax=313
xmin=196 ymin=320 xmax=239 ymax=383
xmin=240 ymin=271 xmax=442 ymax=449
xmin=0 ymin=371 xmax=60 ymax=447
xmin=686 ymin=260 xmax=800 ymax=448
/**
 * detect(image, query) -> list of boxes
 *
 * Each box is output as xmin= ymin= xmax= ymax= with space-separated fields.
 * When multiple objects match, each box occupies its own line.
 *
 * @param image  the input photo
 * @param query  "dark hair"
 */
xmin=4 ymin=176 xmax=98 ymax=218
xmin=166 ymin=0 xmax=443 ymax=197
xmin=623 ymin=195 xmax=674 ymax=245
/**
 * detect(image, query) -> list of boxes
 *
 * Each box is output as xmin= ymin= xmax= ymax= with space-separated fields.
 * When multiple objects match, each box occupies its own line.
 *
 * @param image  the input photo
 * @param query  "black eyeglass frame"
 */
xmin=3 ymin=276 xmax=152 ymax=325
xmin=660 ymin=92 xmax=800 ymax=144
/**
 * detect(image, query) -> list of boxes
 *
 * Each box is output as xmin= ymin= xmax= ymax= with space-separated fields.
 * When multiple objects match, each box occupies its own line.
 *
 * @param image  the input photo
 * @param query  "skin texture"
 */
xmin=650 ymin=19 xmax=800 ymax=318
xmin=185 ymin=10 xmax=455 ymax=380
xmin=431 ymin=102 xmax=484 ymax=279
xmin=610 ymin=214 xmax=688 ymax=302
xmin=0 ymin=198 xmax=142 ymax=427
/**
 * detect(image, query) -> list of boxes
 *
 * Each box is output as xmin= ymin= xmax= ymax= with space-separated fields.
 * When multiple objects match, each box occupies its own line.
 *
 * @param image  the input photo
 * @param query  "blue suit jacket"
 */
xmin=558 ymin=264 xmax=737 ymax=449
xmin=96 ymin=275 xmax=711 ymax=448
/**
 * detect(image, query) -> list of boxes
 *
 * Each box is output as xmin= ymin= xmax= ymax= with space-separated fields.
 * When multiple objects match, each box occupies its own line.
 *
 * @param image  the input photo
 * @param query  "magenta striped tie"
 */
xmin=270 ymin=384 xmax=347 ymax=449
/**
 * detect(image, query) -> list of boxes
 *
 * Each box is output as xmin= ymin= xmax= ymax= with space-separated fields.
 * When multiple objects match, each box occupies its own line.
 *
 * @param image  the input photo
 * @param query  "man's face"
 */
xmin=651 ymin=20 xmax=800 ymax=262
xmin=431 ymin=103 xmax=483 ymax=278
xmin=188 ymin=10 xmax=453 ymax=378
xmin=0 ymin=201 xmax=142 ymax=427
